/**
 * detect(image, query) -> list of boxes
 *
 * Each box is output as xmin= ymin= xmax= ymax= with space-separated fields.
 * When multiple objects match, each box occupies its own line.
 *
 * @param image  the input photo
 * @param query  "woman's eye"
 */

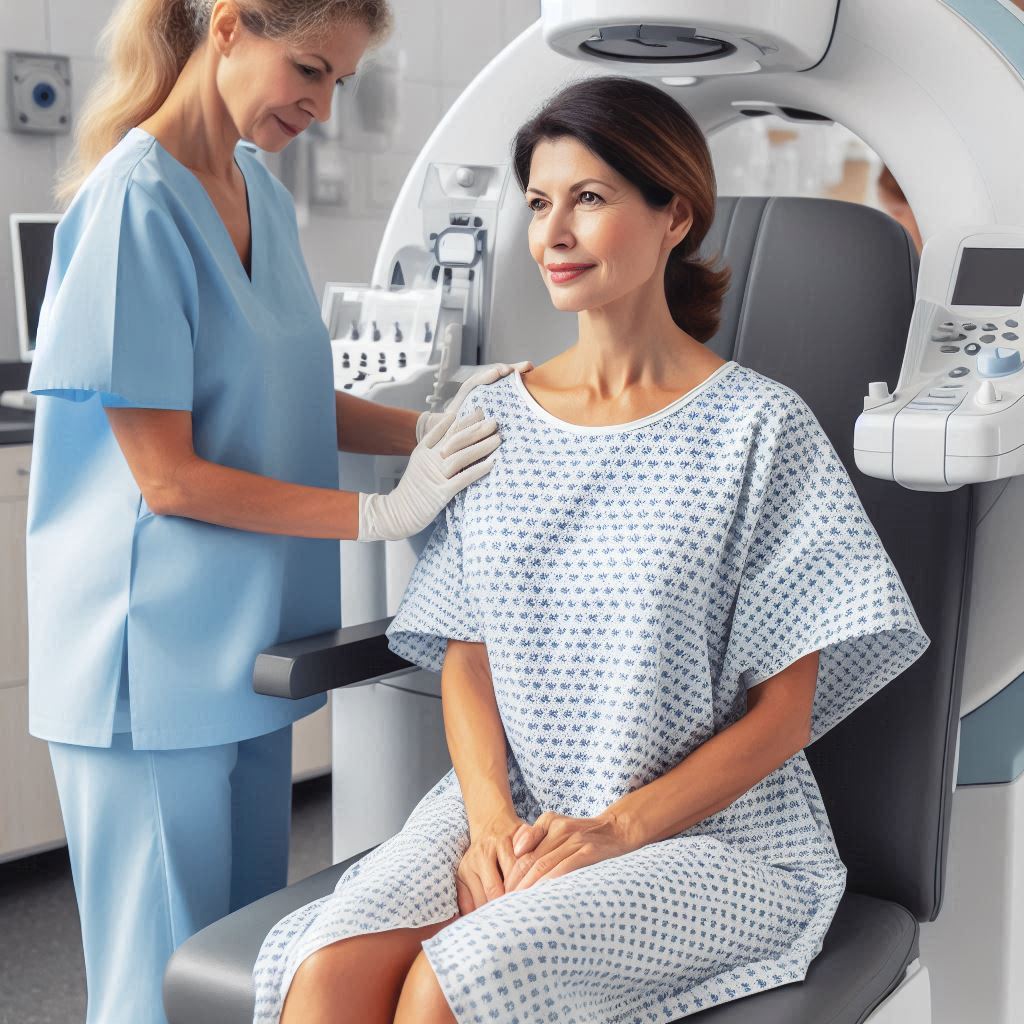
xmin=579 ymin=191 xmax=602 ymax=205
xmin=298 ymin=64 xmax=319 ymax=79
xmin=527 ymin=198 xmax=547 ymax=212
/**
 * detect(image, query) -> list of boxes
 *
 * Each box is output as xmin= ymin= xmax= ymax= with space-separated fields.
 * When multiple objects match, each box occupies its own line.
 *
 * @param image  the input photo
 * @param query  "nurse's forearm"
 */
xmin=602 ymin=653 xmax=818 ymax=849
xmin=163 ymin=455 xmax=363 ymax=539
xmin=335 ymin=391 xmax=419 ymax=455
xmin=441 ymin=639 xmax=517 ymax=835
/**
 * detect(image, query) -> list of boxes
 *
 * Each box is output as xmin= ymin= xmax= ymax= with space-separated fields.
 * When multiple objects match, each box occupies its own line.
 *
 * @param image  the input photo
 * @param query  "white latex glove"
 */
xmin=415 ymin=361 xmax=533 ymax=443
xmin=359 ymin=407 xmax=501 ymax=541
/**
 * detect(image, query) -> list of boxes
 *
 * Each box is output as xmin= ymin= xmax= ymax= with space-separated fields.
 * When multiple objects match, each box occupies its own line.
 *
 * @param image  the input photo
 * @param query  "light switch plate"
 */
xmin=7 ymin=51 xmax=72 ymax=135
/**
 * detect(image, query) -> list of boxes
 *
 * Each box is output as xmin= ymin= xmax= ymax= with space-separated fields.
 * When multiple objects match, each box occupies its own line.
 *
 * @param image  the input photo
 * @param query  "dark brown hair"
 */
xmin=511 ymin=76 xmax=730 ymax=343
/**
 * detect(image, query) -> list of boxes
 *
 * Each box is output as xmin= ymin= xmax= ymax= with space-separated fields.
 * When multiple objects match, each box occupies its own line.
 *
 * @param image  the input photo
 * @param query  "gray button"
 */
xmin=949 ymin=367 xmax=970 ymax=378
xmin=962 ymin=323 xmax=977 ymax=331
xmin=964 ymin=342 xmax=981 ymax=355
xmin=980 ymin=334 xmax=997 ymax=343
xmin=1002 ymin=332 xmax=1019 ymax=341
xmin=940 ymin=345 xmax=960 ymax=353
xmin=1007 ymin=319 xmax=1019 ymax=328
xmin=984 ymin=323 xmax=998 ymax=331
xmin=956 ymin=333 xmax=968 ymax=341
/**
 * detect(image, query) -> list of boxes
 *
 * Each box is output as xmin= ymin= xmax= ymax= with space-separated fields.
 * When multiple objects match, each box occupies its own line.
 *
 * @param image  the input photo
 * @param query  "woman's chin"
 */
xmin=546 ymin=291 xmax=593 ymax=314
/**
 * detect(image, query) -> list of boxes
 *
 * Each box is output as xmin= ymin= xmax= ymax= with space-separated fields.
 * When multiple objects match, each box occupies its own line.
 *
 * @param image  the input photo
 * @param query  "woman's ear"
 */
xmin=666 ymin=195 xmax=694 ymax=250
xmin=210 ymin=0 xmax=243 ymax=56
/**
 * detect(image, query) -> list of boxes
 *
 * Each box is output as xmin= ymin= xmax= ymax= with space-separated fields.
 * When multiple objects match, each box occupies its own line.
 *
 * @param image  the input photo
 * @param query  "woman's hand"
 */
xmin=416 ymin=361 xmax=533 ymax=442
xmin=457 ymin=809 xmax=532 ymax=916
xmin=503 ymin=810 xmax=639 ymax=893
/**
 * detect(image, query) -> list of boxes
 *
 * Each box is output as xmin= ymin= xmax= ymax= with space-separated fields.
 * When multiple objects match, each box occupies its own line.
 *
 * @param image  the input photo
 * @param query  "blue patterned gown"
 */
xmin=253 ymin=360 xmax=929 ymax=1023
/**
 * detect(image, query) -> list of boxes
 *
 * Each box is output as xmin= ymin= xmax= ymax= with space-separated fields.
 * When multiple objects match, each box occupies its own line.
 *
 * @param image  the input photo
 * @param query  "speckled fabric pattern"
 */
xmin=252 ymin=362 xmax=929 ymax=1023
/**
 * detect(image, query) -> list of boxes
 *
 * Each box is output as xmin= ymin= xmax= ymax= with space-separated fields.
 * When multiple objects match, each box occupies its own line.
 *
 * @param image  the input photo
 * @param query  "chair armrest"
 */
xmin=253 ymin=616 xmax=417 ymax=700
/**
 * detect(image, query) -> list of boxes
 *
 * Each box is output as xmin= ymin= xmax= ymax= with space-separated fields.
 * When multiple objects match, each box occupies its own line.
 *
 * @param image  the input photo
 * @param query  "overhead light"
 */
xmin=661 ymin=76 xmax=699 ymax=86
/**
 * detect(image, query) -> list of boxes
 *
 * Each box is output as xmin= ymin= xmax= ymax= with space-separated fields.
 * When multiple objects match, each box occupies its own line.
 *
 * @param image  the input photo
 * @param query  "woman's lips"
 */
xmin=548 ymin=264 xmax=595 ymax=284
xmin=274 ymin=115 xmax=298 ymax=137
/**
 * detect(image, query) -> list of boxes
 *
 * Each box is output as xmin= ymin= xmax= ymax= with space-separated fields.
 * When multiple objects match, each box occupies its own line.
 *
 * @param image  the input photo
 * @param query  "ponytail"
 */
xmin=54 ymin=0 xmax=208 ymax=208
xmin=664 ymin=243 xmax=731 ymax=344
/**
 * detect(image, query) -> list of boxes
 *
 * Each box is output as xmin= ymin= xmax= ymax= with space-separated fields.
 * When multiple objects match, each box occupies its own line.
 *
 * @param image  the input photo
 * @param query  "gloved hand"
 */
xmin=415 ymin=361 xmax=532 ymax=443
xmin=359 ymin=407 xmax=501 ymax=542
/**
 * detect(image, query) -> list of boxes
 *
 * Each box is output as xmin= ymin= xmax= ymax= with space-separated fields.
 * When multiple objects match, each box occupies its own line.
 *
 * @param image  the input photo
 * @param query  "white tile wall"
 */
xmin=0 ymin=0 xmax=542 ymax=363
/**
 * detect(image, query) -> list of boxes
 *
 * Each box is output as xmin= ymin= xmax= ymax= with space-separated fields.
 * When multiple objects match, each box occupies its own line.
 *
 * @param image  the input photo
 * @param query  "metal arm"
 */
xmin=253 ymin=616 xmax=416 ymax=700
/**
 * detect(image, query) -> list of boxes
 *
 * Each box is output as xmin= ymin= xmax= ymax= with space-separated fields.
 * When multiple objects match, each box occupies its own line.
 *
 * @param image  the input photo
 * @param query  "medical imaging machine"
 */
xmin=165 ymin=2 xmax=1024 ymax=1022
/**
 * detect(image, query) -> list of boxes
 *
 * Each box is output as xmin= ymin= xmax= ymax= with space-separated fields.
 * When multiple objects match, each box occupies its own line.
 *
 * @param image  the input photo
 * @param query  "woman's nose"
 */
xmin=310 ymin=82 xmax=335 ymax=124
xmin=540 ymin=204 xmax=575 ymax=249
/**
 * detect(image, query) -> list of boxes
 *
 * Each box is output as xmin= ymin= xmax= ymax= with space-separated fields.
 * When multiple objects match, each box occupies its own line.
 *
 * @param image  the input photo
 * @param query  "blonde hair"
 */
xmin=55 ymin=0 xmax=392 ymax=207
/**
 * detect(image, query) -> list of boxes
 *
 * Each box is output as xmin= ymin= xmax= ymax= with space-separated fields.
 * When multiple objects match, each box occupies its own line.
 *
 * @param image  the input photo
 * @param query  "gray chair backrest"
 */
xmin=699 ymin=197 xmax=972 ymax=922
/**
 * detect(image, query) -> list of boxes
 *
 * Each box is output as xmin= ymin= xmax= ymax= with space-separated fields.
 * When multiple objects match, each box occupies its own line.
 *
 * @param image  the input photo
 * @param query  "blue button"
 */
xmin=977 ymin=347 xmax=1022 ymax=377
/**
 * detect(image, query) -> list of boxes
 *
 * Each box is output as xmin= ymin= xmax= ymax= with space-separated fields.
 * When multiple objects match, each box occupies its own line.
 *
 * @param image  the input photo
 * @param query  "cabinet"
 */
xmin=0 ymin=443 xmax=330 ymax=865
xmin=0 ymin=444 xmax=63 ymax=863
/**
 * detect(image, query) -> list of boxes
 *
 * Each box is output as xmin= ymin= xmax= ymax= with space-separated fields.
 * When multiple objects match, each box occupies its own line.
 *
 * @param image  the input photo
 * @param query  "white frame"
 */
xmin=9 ymin=213 xmax=60 ymax=363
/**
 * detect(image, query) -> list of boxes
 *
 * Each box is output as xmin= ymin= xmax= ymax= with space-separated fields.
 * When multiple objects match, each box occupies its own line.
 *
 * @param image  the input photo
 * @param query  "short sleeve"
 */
xmin=721 ymin=394 xmax=930 ymax=744
xmin=28 ymin=181 xmax=197 ymax=409
xmin=386 ymin=488 xmax=484 ymax=673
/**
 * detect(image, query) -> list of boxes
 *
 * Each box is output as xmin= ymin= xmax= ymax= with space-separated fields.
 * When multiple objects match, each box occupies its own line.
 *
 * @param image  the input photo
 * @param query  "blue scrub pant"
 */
xmin=48 ymin=725 xmax=293 ymax=1024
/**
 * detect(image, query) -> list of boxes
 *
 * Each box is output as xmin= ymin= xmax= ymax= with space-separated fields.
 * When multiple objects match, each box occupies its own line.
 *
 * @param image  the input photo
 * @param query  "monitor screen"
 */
xmin=951 ymin=246 xmax=1024 ymax=308
xmin=13 ymin=218 xmax=58 ymax=357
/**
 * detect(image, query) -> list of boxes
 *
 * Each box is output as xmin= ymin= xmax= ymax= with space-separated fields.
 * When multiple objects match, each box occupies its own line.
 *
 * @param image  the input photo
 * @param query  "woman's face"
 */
xmin=525 ymin=136 xmax=688 ymax=315
xmin=214 ymin=4 xmax=371 ymax=152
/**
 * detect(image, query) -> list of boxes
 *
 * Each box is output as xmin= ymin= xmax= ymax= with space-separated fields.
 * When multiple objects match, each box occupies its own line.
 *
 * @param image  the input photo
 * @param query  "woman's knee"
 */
xmin=281 ymin=918 xmax=457 ymax=1023
xmin=394 ymin=949 xmax=456 ymax=1024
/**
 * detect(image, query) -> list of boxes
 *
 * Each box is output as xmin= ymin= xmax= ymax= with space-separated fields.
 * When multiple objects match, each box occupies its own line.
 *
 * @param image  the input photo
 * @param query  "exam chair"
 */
xmin=164 ymin=197 xmax=971 ymax=1023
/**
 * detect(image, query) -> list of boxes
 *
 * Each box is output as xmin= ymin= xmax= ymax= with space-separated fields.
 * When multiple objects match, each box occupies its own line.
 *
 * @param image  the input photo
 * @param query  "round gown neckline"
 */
xmin=510 ymin=360 xmax=738 ymax=434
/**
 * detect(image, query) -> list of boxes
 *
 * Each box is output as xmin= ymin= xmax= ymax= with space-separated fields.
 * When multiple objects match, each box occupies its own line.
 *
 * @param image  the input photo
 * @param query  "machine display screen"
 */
xmin=951 ymin=247 xmax=1024 ymax=308
xmin=15 ymin=220 xmax=57 ymax=351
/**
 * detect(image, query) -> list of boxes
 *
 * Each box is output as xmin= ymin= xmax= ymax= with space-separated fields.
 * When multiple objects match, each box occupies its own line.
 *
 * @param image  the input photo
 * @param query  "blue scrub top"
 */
xmin=26 ymin=127 xmax=339 ymax=750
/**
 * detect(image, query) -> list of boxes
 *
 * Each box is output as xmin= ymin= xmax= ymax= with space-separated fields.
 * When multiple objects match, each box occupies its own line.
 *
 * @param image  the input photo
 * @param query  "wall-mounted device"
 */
xmin=6 ymin=52 xmax=71 ymax=135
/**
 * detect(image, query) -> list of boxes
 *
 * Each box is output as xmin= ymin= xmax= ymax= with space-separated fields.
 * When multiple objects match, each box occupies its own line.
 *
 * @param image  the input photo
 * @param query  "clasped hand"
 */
xmin=456 ymin=809 xmax=636 ymax=916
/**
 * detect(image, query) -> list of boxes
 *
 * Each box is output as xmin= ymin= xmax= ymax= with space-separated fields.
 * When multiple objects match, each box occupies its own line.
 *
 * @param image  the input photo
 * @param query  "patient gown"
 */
xmin=252 ymin=361 xmax=930 ymax=1023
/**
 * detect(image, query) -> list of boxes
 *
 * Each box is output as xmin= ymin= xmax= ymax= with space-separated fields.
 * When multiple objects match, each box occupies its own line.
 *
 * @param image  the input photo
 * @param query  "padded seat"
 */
xmin=164 ymin=851 xmax=918 ymax=1024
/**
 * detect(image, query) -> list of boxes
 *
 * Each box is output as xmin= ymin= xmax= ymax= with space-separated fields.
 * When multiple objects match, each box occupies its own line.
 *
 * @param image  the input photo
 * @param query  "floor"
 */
xmin=0 ymin=774 xmax=333 ymax=1024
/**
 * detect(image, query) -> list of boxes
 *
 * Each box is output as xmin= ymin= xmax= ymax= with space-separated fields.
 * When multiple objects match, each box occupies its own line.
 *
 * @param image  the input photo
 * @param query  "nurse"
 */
xmin=25 ymin=1 xmax=524 ymax=1022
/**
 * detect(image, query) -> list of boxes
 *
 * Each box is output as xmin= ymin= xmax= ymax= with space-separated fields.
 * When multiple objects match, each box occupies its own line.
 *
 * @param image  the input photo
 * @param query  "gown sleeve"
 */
xmin=386 ymin=483 xmax=485 ymax=673
xmin=28 ymin=180 xmax=197 ymax=409
xmin=720 ymin=391 xmax=931 ymax=744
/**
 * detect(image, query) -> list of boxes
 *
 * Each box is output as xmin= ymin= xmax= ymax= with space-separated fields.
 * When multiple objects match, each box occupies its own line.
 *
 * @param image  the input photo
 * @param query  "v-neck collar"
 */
xmin=129 ymin=127 xmax=257 ymax=287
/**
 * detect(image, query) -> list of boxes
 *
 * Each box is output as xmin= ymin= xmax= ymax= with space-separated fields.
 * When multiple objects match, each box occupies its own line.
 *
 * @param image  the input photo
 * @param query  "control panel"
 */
xmin=855 ymin=225 xmax=1024 ymax=491
xmin=322 ymin=161 xmax=510 ymax=412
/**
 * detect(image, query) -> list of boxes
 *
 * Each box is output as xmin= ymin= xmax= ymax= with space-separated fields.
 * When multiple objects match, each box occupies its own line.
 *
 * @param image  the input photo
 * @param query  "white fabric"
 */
xmin=254 ymin=362 xmax=929 ymax=1023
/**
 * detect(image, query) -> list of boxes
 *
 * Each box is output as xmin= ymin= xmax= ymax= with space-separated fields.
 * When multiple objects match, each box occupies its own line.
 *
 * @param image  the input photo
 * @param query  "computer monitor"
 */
xmin=10 ymin=214 xmax=60 ymax=363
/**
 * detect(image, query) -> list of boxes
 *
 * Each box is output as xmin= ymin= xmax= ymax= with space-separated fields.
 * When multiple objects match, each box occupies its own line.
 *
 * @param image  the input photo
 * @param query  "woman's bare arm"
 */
xmin=105 ymin=407 xmax=360 ymax=538
xmin=442 ymin=639 xmax=516 ymax=833
xmin=335 ymin=390 xmax=419 ymax=455
xmin=604 ymin=651 xmax=820 ymax=847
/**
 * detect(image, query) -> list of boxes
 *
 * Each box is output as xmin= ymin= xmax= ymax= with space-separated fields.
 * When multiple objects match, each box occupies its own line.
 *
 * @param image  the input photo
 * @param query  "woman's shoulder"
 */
xmin=724 ymin=363 xmax=818 ymax=428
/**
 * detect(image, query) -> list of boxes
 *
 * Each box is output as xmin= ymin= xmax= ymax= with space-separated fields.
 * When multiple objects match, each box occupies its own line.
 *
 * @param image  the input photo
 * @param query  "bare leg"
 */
xmin=279 ymin=915 xmax=457 ymax=1024
xmin=393 ymin=949 xmax=457 ymax=1024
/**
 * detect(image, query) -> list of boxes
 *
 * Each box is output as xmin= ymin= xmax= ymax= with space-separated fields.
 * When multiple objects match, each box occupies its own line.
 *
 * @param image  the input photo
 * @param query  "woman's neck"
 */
xmin=138 ymin=45 xmax=240 ymax=185
xmin=568 ymin=276 xmax=714 ymax=398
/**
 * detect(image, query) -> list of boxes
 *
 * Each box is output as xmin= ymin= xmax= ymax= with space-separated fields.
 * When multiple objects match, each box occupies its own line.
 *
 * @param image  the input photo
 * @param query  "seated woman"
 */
xmin=253 ymin=76 xmax=930 ymax=1024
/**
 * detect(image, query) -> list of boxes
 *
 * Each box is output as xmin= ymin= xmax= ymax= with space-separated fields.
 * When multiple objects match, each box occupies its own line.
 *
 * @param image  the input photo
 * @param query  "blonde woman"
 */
xmin=25 ymin=1 xmax=525 ymax=1020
